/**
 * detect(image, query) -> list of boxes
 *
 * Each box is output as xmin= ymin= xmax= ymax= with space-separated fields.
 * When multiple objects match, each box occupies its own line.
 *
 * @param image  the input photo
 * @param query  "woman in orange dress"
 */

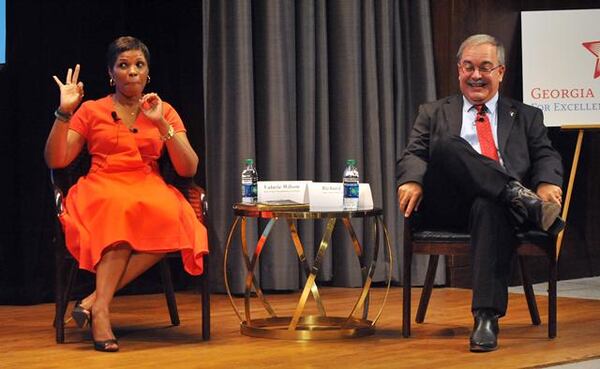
xmin=44 ymin=36 xmax=208 ymax=352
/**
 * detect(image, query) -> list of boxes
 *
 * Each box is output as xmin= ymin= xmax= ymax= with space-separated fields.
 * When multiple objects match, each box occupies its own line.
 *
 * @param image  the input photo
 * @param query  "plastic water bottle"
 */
xmin=241 ymin=158 xmax=258 ymax=204
xmin=343 ymin=159 xmax=359 ymax=210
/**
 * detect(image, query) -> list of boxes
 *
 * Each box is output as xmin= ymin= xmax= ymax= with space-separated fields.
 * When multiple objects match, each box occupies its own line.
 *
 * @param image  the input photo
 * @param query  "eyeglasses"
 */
xmin=458 ymin=62 xmax=503 ymax=75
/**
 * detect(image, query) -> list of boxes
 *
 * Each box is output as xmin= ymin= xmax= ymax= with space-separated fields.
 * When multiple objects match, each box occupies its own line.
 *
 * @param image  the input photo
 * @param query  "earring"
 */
xmin=109 ymin=78 xmax=115 ymax=87
xmin=147 ymin=75 xmax=151 ymax=84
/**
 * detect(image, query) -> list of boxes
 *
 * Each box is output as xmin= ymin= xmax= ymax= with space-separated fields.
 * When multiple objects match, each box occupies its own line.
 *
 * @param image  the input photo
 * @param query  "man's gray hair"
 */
xmin=456 ymin=34 xmax=505 ymax=65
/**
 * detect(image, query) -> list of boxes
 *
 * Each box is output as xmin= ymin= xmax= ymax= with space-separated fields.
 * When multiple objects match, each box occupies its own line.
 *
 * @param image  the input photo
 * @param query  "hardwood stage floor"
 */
xmin=2 ymin=287 xmax=600 ymax=369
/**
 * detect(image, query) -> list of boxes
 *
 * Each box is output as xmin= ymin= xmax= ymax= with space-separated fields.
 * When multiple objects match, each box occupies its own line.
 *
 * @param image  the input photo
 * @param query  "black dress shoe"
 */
xmin=502 ymin=181 xmax=565 ymax=235
xmin=469 ymin=309 xmax=499 ymax=352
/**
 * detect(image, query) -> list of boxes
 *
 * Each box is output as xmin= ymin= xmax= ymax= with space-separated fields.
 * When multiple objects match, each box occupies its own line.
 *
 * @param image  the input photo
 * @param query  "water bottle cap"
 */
xmin=245 ymin=158 xmax=254 ymax=165
xmin=346 ymin=159 xmax=356 ymax=166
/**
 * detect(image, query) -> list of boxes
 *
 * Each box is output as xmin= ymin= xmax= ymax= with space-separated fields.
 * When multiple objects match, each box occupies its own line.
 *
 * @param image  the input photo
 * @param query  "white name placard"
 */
xmin=308 ymin=182 xmax=343 ymax=210
xmin=358 ymin=183 xmax=374 ymax=209
xmin=308 ymin=182 xmax=375 ymax=210
xmin=257 ymin=181 xmax=311 ymax=203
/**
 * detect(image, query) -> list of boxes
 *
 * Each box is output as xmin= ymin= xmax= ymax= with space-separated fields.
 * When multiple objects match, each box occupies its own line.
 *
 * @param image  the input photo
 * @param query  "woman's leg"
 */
xmin=91 ymin=245 xmax=132 ymax=347
xmin=79 ymin=253 xmax=165 ymax=309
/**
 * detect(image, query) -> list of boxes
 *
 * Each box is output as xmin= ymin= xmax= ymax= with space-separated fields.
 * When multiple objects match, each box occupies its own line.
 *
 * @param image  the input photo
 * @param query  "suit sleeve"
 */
xmin=526 ymin=108 xmax=563 ymax=189
xmin=396 ymin=103 xmax=431 ymax=186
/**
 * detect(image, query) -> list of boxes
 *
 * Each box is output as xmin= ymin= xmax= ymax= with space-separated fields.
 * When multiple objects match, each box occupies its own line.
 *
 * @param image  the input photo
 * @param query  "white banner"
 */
xmin=521 ymin=9 xmax=600 ymax=127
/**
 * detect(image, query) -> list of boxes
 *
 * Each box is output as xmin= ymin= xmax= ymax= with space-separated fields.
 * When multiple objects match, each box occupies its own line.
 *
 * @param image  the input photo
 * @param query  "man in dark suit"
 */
xmin=396 ymin=34 xmax=564 ymax=352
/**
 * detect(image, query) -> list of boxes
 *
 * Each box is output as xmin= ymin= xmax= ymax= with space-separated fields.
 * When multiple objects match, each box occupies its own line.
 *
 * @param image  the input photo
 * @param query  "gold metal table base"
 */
xmin=224 ymin=205 xmax=392 ymax=341
xmin=240 ymin=316 xmax=375 ymax=340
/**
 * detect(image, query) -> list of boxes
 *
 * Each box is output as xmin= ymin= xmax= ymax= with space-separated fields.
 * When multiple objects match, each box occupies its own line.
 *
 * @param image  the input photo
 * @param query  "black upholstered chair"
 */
xmin=402 ymin=217 xmax=557 ymax=339
xmin=50 ymin=149 xmax=210 ymax=343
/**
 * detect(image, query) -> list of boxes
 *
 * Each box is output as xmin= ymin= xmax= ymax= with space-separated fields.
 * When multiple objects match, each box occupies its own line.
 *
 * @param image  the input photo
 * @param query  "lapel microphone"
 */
xmin=111 ymin=111 xmax=138 ymax=133
xmin=476 ymin=111 xmax=486 ymax=123
xmin=474 ymin=105 xmax=487 ymax=123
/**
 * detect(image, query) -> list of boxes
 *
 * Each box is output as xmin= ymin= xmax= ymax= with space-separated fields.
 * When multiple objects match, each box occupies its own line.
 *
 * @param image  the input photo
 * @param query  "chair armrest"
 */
xmin=187 ymin=182 xmax=207 ymax=225
xmin=48 ymin=148 xmax=91 ymax=218
xmin=50 ymin=169 xmax=66 ymax=216
xmin=53 ymin=184 xmax=65 ymax=216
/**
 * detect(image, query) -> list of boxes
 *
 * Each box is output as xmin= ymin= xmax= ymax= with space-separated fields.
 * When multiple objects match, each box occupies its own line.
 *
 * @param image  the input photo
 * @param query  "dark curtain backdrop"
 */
xmin=0 ymin=0 xmax=436 ymax=304
xmin=3 ymin=0 xmax=599 ymax=305
xmin=203 ymin=0 xmax=436 ymax=293
xmin=0 ymin=0 xmax=206 ymax=304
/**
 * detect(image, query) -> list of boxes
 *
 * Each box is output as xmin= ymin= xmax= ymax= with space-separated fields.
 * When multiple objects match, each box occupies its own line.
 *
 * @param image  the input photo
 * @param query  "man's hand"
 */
xmin=536 ymin=182 xmax=562 ymax=206
xmin=397 ymin=182 xmax=423 ymax=218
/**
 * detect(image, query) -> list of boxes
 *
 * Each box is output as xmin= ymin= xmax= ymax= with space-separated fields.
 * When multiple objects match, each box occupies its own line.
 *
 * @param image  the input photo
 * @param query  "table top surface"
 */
xmin=232 ymin=203 xmax=383 ymax=219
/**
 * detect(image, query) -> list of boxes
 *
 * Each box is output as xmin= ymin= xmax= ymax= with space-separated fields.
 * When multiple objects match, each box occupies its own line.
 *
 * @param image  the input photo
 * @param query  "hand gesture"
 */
xmin=139 ymin=93 xmax=164 ymax=123
xmin=397 ymin=182 xmax=423 ymax=218
xmin=53 ymin=64 xmax=84 ymax=114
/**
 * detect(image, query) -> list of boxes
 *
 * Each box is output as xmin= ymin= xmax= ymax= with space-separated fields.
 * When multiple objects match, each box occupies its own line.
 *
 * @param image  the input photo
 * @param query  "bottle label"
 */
xmin=242 ymin=183 xmax=257 ymax=198
xmin=343 ymin=183 xmax=359 ymax=198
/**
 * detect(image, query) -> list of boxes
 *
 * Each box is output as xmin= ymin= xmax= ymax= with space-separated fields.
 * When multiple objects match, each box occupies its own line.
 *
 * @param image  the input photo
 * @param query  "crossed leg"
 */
xmin=88 ymin=244 xmax=165 ymax=351
xmin=80 ymin=251 xmax=165 ymax=310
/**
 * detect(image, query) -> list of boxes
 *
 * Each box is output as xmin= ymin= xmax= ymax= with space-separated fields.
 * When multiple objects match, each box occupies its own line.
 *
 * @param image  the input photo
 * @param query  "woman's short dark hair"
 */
xmin=106 ymin=36 xmax=150 ymax=69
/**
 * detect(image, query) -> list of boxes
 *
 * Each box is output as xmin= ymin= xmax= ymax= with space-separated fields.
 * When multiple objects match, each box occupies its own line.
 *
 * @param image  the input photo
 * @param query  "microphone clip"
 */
xmin=111 ymin=111 xmax=137 ymax=133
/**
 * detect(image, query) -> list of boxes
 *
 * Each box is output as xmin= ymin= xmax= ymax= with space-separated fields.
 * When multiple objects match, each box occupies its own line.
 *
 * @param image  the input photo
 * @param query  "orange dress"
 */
xmin=60 ymin=96 xmax=208 ymax=275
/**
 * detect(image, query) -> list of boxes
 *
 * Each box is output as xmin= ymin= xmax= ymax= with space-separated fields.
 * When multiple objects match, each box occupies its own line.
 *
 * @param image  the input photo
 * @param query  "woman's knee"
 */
xmin=101 ymin=242 xmax=132 ymax=259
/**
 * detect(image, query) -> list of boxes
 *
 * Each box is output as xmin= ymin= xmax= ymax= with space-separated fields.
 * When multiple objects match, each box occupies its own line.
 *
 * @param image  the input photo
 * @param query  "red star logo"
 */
xmin=583 ymin=41 xmax=600 ymax=79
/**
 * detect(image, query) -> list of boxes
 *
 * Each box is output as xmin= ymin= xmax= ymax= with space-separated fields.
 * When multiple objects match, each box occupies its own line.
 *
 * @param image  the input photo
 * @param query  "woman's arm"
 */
xmin=140 ymin=93 xmax=199 ymax=177
xmin=44 ymin=120 xmax=85 ymax=168
xmin=44 ymin=64 xmax=86 ymax=168
xmin=161 ymin=129 xmax=199 ymax=177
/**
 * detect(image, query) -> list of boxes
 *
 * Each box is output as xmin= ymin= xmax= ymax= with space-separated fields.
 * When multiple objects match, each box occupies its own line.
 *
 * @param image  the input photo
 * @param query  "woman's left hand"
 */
xmin=139 ymin=93 xmax=164 ymax=124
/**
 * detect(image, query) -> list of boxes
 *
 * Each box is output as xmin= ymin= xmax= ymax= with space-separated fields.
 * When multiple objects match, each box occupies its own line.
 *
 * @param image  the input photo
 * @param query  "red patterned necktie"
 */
xmin=474 ymin=104 xmax=499 ymax=161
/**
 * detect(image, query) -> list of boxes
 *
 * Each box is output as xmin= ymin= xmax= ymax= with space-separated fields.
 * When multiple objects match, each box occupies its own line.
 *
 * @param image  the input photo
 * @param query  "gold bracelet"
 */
xmin=160 ymin=125 xmax=175 ymax=141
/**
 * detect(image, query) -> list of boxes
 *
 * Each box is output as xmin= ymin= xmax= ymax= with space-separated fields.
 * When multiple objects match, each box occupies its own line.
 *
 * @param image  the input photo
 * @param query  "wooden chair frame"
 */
xmin=402 ymin=218 xmax=557 ymax=339
xmin=50 ymin=150 xmax=210 ymax=343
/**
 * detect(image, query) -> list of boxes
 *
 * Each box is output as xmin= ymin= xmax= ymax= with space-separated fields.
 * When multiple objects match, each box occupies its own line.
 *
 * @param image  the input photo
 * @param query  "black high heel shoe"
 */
xmin=71 ymin=300 xmax=91 ymax=328
xmin=93 ymin=338 xmax=119 ymax=352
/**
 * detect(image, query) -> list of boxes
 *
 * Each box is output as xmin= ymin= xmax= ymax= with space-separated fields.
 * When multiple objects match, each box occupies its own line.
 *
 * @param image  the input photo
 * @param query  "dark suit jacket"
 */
xmin=396 ymin=94 xmax=563 ymax=190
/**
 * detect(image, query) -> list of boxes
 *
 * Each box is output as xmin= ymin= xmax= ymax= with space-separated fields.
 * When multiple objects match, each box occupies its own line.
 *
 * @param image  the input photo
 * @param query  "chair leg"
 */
xmin=54 ymin=242 xmax=66 ymax=343
xmin=548 ymin=253 xmax=557 ymax=338
xmin=55 ymin=239 xmax=80 ymax=343
xmin=159 ymin=258 xmax=180 ymax=326
xmin=61 ymin=261 xmax=79 ymax=321
xmin=518 ymin=256 xmax=541 ymax=325
xmin=416 ymin=255 xmax=439 ymax=324
xmin=402 ymin=244 xmax=412 ymax=337
xmin=201 ymin=255 xmax=211 ymax=340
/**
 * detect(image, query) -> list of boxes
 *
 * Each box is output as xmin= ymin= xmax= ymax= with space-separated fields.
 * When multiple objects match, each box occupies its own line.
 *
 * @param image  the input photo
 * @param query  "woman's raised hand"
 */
xmin=139 ymin=93 xmax=164 ymax=123
xmin=53 ymin=64 xmax=85 ymax=114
